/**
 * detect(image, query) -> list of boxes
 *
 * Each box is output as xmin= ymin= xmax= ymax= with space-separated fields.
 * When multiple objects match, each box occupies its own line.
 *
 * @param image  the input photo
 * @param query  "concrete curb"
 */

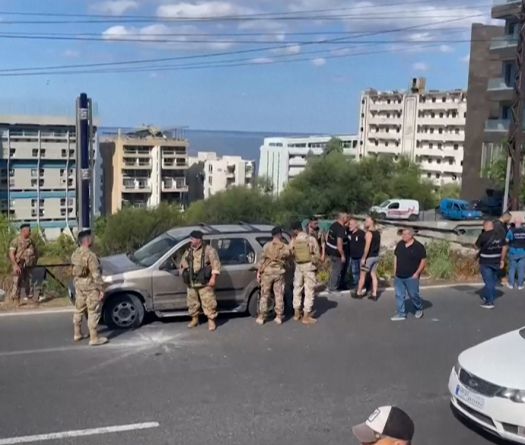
xmin=0 ymin=282 xmax=486 ymax=317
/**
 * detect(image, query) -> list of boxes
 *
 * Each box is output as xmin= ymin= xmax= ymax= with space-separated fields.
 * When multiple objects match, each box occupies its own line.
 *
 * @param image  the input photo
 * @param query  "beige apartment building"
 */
xmin=101 ymin=127 xmax=189 ymax=214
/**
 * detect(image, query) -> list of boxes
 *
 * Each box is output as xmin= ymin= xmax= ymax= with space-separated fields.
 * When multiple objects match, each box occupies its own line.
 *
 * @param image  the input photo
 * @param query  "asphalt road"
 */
xmin=0 ymin=285 xmax=524 ymax=445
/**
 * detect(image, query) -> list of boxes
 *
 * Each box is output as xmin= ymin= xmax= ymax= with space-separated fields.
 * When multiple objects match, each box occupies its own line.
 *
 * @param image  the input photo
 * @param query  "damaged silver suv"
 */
xmin=69 ymin=223 xmax=290 ymax=329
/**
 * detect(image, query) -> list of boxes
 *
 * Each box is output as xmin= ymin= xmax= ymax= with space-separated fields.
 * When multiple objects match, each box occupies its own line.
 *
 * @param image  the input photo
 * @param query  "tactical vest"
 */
xmin=510 ymin=227 xmax=525 ymax=249
xmin=294 ymin=239 xmax=312 ymax=263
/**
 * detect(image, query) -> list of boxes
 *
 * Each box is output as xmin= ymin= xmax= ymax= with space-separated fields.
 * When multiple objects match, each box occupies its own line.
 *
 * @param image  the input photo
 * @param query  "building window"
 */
xmin=449 ymin=159 xmax=454 ymax=165
xmin=454 ymin=144 xmax=459 ymax=150
xmin=32 ymin=149 xmax=38 ymax=157
xmin=41 ymin=149 xmax=46 ymax=158
xmin=438 ymin=144 xmax=442 ymax=149
xmin=39 ymin=168 xmax=44 ymax=176
xmin=9 ymin=149 xmax=15 ymax=157
xmin=31 ymin=169 xmax=37 ymax=177
xmin=432 ymin=97 xmax=436 ymax=103
xmin=61 ymin=149 xmax=67 ymax=157
xmin=455 ymin=128 xmax=460 ymax=134
xmin=31 ymin=179 xmax=37 ymax=187
xmin=442 ymin=97 xmax=446 ymax=103
xmin=436 ymin=173 xmax=441 ymax=179
xmin=209 ymin=176 xmax=212 ymax=185
xmin=60 ymin=169 xmax=65 ymax=176
xmin=429 ymin=144 xmax=433 ymax=149
xmin=437 ymin=159 xmax=441 ymax=164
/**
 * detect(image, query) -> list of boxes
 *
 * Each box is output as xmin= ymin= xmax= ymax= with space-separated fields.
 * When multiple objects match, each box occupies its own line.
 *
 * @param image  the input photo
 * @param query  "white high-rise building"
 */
xmin=359 ymin=78 xmax=466 ymax=186
xmin=189 ymin=152 xmax=254 ymax=198
xmin=258 ymin=135 xmax=359 ymax=195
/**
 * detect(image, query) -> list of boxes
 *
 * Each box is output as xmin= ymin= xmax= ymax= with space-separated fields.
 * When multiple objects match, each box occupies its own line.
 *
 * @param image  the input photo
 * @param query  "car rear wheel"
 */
xmin=104 ymin=294 xmax=145 ymax=329
xmin=248 ymin=289 xmax=276 ymax=317
xmin=408 ymin=214 xmax=418 ymax=221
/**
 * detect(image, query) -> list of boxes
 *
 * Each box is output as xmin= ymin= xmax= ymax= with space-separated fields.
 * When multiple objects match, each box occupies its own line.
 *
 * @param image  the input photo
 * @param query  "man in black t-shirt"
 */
xmin=325 ymin=212 xmax=349 ymax=292
xmin=347 ymin=218 xmax=365 ymax=287
xmin=391 ymin=228 xmax=427 ymax=321
xmin=476 ymin=220 xmax=507 ymax=309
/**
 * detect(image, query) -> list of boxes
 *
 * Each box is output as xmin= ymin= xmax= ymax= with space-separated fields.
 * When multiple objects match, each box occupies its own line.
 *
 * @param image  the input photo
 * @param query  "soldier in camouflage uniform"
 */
xmin=180 ymin=230 xmax=221 ymax=332
xmin=71 ymin=229 xmax=108 ymax=346
xmin=9 ymin=223 xmax=38 ymax=305
xmin=290 ymin=221 xmax=321 ymax=325
xmin=256 ymin=226 xmax=291 ymax=326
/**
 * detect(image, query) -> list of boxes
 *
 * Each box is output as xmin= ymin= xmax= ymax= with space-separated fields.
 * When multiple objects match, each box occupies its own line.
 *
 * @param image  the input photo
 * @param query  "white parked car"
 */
xmin=448 ymin=327 xmax=525 ymax=443
xmin=369 ymin=199 xmax=419 ymax=221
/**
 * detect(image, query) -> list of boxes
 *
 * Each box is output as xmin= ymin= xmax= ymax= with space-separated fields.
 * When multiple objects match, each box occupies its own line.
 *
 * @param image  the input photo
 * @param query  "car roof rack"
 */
xmin=238 ymin=221 xmax=260 ymax=232
xmin=198 ymin=223 xmax=220 ymax=233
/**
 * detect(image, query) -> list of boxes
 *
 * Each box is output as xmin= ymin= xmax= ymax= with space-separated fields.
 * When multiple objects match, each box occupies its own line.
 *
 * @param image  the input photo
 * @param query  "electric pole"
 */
xmin=507 ymin=0 xmax=525 ymax=211
xmin=76 ymin=93 xmax=93 ymax=231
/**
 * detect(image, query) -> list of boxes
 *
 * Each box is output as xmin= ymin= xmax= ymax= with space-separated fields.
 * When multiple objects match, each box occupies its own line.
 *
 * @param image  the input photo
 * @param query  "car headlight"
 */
xmin=453 ymin=361 xmax=461 ymax=375
xmin=497 ymin=388 xmax=525 ymax=403
xmin=102 ymin=275 xmax=113 ymax=284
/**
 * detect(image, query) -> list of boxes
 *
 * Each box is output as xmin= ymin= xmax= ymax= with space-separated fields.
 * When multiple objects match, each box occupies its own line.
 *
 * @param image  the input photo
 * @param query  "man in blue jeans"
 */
xmin=391 ymin=228 xmax=427 ymax=321
xmin=506 ymin=216 xmax=525 ymax=290
xmin=476 ymin=220 xmax=507 ymax=309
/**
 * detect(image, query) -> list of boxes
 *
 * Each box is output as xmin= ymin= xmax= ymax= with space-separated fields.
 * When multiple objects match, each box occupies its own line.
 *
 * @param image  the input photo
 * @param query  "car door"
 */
xmin=151 ymin=241 xmax=190 ymax=311
xmin=387 ymin=201 xmax=400 ymax=219
xmin=208 ymin=236 xmax=257 ymax=310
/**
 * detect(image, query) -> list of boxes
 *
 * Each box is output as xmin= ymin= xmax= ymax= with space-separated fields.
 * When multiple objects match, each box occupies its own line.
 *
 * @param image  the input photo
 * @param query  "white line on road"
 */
xmin=0 ymin=422 xmax=160 ymax=444
xmin=0 ymin=308 xmax=74 ymax=317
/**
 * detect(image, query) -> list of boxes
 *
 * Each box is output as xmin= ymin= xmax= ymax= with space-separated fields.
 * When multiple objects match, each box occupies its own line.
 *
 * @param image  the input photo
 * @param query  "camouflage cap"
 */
xmin=20 ymin=223 xmax=30 ymax=230
xmin=271 ymin=226 xmax=283 ymax=236
xmin=190 ymin=230 xmax=203 ymax=240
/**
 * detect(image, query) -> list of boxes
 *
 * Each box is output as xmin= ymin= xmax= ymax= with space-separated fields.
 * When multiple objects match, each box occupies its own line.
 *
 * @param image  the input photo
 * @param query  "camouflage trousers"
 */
xmin=259 ymin=272 xmax=285 ymax=318
xmin=293 ymin=262 xmax=317 ymax=314
xmin=9 ymin=269 xmax=33 ymax=303
xmin=73 ymin=289 xmax=102 ymax=338
xmin=187 ymin=286 xmax=218 ymax=319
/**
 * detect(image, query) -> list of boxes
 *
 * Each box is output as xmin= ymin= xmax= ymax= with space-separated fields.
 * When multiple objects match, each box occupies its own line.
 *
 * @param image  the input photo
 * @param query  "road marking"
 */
xmin=0 ymin=422 xmax=160 ymax=444
xmin=0 ymin=308 xmax=73 ymax=317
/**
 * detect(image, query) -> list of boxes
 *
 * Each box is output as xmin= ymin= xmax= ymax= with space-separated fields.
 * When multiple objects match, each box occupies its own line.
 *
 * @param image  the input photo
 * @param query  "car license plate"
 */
xmin=456 ymin=384 xmax=485 ymax=410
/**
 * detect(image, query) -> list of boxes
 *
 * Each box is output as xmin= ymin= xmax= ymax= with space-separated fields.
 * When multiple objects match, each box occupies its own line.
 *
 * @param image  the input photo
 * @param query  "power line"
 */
xmin=0 ymin=14 xmax=483 ymax=74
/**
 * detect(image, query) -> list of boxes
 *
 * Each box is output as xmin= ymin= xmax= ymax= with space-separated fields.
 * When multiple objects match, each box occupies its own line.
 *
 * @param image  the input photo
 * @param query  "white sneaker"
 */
xmin=519 ymin=286 xmax=525 ymax=291
xmin=506 ymin=283 xmax=514 ymax=290
xmin=415 ymin=310 xmax=424 ymax=319
xmin=390 ymin=314 xmax=407 ymax=321
xmin=480 ymin=303 xmax=495 ymax=310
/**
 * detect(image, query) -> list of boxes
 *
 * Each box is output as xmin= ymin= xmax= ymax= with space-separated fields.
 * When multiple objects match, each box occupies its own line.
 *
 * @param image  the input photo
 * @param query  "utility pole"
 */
xmin=507 ymin=0 xmax=525 ymax=210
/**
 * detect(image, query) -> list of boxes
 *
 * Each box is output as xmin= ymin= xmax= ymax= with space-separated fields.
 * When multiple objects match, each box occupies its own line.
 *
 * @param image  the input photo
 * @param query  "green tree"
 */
xmin=323 ymin=137 xmax=344 ymax=156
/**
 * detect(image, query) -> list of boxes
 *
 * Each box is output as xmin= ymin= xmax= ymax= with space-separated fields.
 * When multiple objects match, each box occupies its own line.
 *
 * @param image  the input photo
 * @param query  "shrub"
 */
xmin=377 ymin=250 xmax=395 ymax=280
xmin=426 ymin=240 xmax=454 ymax=280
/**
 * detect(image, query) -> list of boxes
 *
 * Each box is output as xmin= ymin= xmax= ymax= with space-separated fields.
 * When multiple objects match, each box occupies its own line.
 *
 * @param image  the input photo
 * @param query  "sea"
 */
xmin=101 ymin=127 xmax=314 ymax=164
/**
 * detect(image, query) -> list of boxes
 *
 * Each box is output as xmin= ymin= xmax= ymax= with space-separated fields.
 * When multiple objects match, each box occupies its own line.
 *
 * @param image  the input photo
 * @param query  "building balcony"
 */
xmin=288 ymin=156 xmax=307 ymax=167
xmin=490 ymin=34 xmax=518 ymax=59
xmin=487 ymin=77 xmax=515 ymax=102
xmin=161 ymin=150 xmax=187 ymax=158
xmin=418 ymin=101 xmax=462 ymax=111
xmin=123 ymin=149 xmax=151 ymax=158
xmin=162 ymin=177 xmax=188 ymax=192
xmin=162 ymin=160 xmax=187 ymax=169
xmin=492 ymin=0 xmax=521 ymax=19
xmin=484 ymin=118 xmax=510 ymax=143
xmin=367 ymin=131 xmax=401 ymax=141
xmin=289 ymin=166 xmax=306 ymax=178
xmin=122 ymin=178 xmax=151 ymax=193
xmin=368 ymin=102 xmax=403 ymax=111
xmin=368 ymin=115 xmax=402 ymax=125
xmin=417 ymin=132 xmax=464 ymax=142
xmin=123 ymin=159 xmax=152 ymax=169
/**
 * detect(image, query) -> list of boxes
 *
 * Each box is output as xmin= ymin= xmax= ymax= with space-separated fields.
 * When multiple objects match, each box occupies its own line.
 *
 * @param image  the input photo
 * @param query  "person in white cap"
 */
xmin=352 ymin=406 xmax=414 ymax=444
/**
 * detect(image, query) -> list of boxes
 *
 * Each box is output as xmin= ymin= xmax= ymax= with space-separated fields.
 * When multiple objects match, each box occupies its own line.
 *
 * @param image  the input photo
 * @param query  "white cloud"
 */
xmin=250 ymin=57 xmax=274 ymax=64
xmin=461 ymin=54 xmax=470 ymax=64
xmin=285 ymin=44 xmax=301 ymax=55
xmin=102 ymin=25 xmax=133 ymax=40
xmin=63 ymin=49 xmax=80 ymax=58
xmin=311 ymin=57 xmax=326 ymax=67
xmin=157 ymin=1 xmax=251 ymax=18
xmin=439 ymin=44 xmax=454 ymax=53
xmin=412 ymin=62 xmax=429 ymax=72
xmin=408 ymin=32 xmax=432 ymax=42
xmin=92 ymin=0 xmax=139 ymax=15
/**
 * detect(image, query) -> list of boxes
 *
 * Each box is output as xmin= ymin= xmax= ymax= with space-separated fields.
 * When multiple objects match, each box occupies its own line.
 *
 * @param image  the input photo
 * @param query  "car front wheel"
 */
xmin=104 ymin=294 xmax=145 ymax=329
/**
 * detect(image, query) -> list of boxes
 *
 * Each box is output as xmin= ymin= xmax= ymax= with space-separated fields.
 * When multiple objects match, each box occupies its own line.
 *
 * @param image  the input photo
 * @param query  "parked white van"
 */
xmin=370 ymin=199 xmax=420 ymax=221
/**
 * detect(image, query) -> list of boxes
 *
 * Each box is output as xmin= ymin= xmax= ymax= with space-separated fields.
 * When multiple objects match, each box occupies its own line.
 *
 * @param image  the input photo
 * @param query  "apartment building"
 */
xmin=461 ymin=23 xmax=504 ymax=200
xmin=100 ymin=127 xmax=189 ymax=214
xmin=258 ymin=135 xmax=359 ymax=195
xmin=359 ymin=78 xmax=467 ymax=186
xmin=188 ymin=152 xmax=254 ymax=199
xmin=0 ymin=115 xmax=99 ymax=240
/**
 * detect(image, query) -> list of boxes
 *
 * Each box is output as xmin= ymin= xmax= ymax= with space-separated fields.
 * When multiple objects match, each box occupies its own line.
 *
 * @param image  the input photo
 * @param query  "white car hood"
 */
xmin=459 ymin=328 xmax=525 ymax=390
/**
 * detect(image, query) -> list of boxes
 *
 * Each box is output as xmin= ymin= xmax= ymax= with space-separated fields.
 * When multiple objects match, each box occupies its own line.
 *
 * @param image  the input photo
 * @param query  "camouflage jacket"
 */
xmin=71 ymin=246 xmax=104 ymax=292
xmin=258 ymin=239 xmax=290 ymax=275
xmin=290 ymin=232 xmax=321 ymax=267
xmin=181 ymin=245 xmax=221 ymax=275
xmin=9 ymin=235 xmax=38 ymax=268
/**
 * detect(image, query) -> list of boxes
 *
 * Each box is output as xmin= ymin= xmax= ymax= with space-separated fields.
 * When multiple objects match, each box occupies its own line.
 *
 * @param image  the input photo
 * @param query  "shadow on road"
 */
xmin=314 ymin=296 xmax=338 ymax=318
xmin=450 ymin=404 xmax=514 ymax=445
xmin=474 ymin=288 xmax=505 ymax=300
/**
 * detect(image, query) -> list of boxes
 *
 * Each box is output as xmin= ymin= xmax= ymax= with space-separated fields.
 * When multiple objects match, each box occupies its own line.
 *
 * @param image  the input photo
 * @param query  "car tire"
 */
xmin=104 ymin=294 xmax=145 ymax=330
xmin=378 ymin=213 xmax=387 ymax=220
xmin=408 ymin=214 xmax=418 ymax=221
xmin=247 ymin=289 xmax=276 ymax=317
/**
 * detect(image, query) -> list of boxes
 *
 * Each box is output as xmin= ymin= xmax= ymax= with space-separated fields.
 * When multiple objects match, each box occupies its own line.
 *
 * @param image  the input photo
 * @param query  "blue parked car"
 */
xmin=439 ymin=198 xmax=483 ymax=221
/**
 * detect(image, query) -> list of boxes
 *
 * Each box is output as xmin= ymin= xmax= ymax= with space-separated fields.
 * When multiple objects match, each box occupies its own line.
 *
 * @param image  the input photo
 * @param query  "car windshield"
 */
xmin=379 ymin=200 xmax=391 ymax=207
xmin=130 ymin=233 xmax=179 ymax=267
xmin=520 ymin=328 xmax=525 ymax=339
xmin=458 ymin=202 xmax=474 ymax=211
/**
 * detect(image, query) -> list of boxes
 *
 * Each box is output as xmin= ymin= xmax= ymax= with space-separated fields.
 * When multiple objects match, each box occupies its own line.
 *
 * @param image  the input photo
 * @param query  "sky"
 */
xmin=0 ymin=0 xmax=496 ymax=133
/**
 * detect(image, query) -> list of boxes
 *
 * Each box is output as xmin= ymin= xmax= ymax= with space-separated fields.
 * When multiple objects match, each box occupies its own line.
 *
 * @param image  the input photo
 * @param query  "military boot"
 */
xmin=256 ymin=315 xmax=265 ymax=326
xmin=293 ymin=309 xmax=302 ymax=321
xmin=89 ymin=335 xmax=109 ymax=346
xmin=73 ymin=325 xmax=88 ymax=342
xmin=274 ymin=315 xmax=283 ymax=325
xmin=187 ymin=316 xmax=199 ymax=328
xmin=302 ymin=312 xmax=317 ymax=325
xmin=208 ymin=319 xmax=217 ymax=332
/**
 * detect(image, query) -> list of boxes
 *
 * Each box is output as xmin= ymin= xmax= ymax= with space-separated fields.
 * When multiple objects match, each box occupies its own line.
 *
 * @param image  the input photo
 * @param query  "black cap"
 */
xmin=352 ymin=406 xmax=414 ymax=442
xmin=271 ymin=226 xmax=282 ymax=237
xmin=77 ymin=229 xmax=92 ymax=243
xmin=291 ymin=221 xmax=303 ymax=231
xmin=20 ymin=223 xmax=30 ymax=230
xmin=190 ymin=230 xmax=203 ymax=240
